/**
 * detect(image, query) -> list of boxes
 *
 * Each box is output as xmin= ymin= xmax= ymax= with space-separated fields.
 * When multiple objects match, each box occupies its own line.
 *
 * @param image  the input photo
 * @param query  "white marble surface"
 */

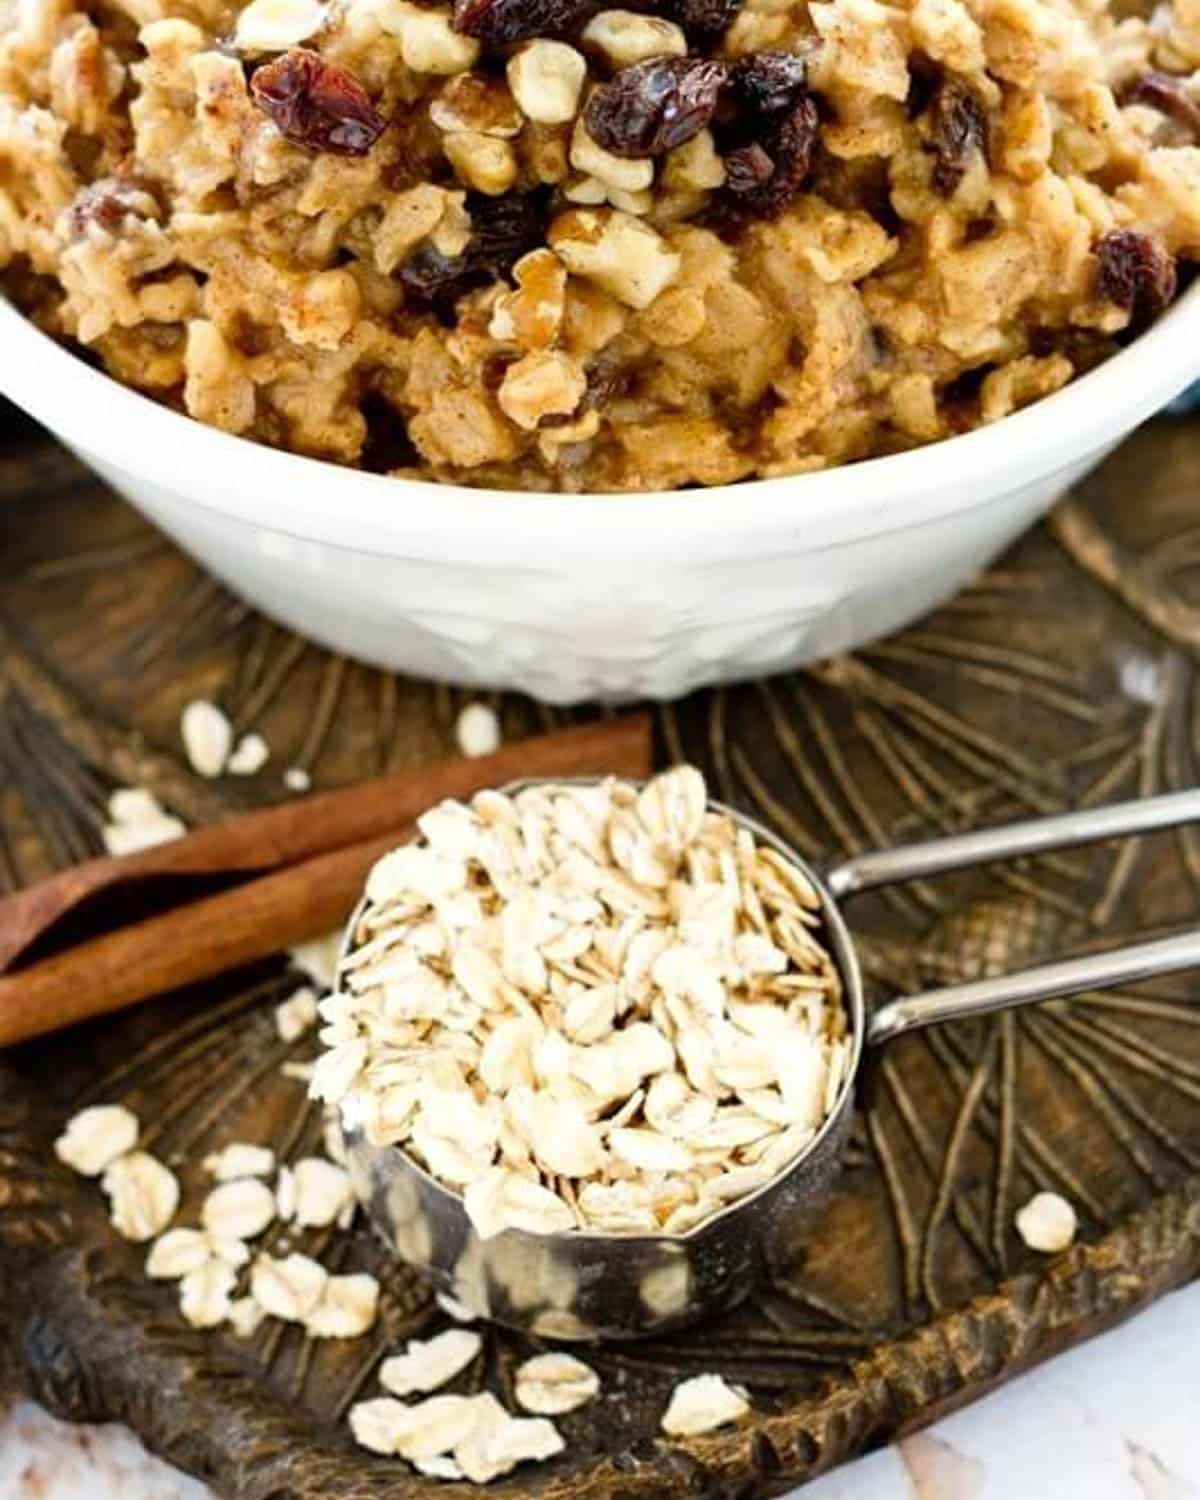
xmin=3 ymin=1280 xmax=1198 ymax=1500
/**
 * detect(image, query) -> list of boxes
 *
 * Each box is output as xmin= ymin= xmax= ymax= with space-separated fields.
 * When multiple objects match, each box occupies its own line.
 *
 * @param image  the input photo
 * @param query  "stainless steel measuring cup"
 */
xmin=341 ymin=782 xmax=1200 ymax=1341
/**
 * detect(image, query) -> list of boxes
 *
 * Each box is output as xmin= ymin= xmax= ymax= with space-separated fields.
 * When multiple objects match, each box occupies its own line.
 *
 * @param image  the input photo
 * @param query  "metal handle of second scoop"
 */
xmin=867 ymin=929 xmax=1200 ymax=1045
xmin=825 ymin=786 xmax=1200 ymax=900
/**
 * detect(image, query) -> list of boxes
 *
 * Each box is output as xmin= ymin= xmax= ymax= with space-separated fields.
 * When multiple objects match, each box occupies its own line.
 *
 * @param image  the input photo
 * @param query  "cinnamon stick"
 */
xmin=0 ymin=712 xmax=651 ymax=973
xmin=0 ymin=833 xmax=400 ymax=1048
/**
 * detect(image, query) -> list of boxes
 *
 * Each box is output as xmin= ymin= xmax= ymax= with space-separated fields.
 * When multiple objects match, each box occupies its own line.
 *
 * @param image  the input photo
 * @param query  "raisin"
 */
xmin=729 ymin=50 xmax=808 ymax=118
xmin=250 ymin=48 xmax=385 ymax=156
xmin=720 ymin=93 xmax=819 ymax=218
xmin=452 ymin=0 xmax=591 ymax=43
xmin=723 ymin=141 xmax=774 ymax=193
xmin=928 ymin=77 xmax=987 ymax=196
xmin=66 ymin=176 xmax=159 ymax=238
xmin=585 ymin=56 xmax=727 ymax=158
xmin=1120 ymin=70 xmax=1200 ymax=139
xmin=905 ymin=51 xmax=941 ymax=120
xmin=1095 ymin=228 xmax=1178 ymax=328
xmin=466 ymin=188 xmax=549 ymax=272
xmin=665 ymin=0 xmax=742 ymax=40
xmin=399 ymin=189 xmax=549 ymax=314
xmin=398 ymin=246 xmax=486 ymax=316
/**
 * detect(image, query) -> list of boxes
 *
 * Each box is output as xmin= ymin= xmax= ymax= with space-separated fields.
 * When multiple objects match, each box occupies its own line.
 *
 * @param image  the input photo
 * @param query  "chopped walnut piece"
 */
xmin=550 ymin=208 xmax=681 ymax=309
xmin=570 ymin=117 xmax=653 ymax=193
xmin=507 ymin=40 xmax=587 ymax=125
xmin=582 ymin=10 xmax=688 ymax=67
xmin=431 ymin=72 xmax=523 ymax=138
xmin=234 ymin=0 xmax=327 ymax=53
xmin=443 ymin=130 xmax=518 ymax=195
xmin=379 ymin=1 xmax=481 ymax=73
xmin=488 ymin=247 xmax=567 ymax=349
xmin=498 ymin=349 xmax=587 ymax=428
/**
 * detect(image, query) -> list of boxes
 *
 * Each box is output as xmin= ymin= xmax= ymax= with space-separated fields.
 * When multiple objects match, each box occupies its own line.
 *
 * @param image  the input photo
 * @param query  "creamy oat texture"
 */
xmin=313 ymin=765 xmax=850 ymax=1238
xmin=1 ymin=0 xmax=1198 ymax=491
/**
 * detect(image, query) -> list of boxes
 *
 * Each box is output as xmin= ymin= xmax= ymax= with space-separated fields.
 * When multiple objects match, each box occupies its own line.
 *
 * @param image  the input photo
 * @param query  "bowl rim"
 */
xmin=3 ymin=281 xmax=1200 ymax=541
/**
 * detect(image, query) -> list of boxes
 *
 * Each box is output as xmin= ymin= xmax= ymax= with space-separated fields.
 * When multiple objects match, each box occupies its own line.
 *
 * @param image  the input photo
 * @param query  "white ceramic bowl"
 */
xmin=3 ymin=291 xmax=1199 ymax=703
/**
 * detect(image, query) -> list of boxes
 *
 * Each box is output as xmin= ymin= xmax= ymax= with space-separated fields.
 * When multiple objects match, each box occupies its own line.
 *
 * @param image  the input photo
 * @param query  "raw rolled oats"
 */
xmin=204 ymin=1142 xmax=277 ymax=1180
xmin=317 ymin=765 xmax=850 ymax=1241
xmin=278 ymin=1156 xmax=356 ymax=1228
xmin=54 ymin=1104 xmax=139 ymax=1177
xmin=305 ymin=1271 xmax=380 ymax=1337
xmin=660 ymin=1373 xmax=749 ymax=1436
xmin=202 ymin=1177 xmax=277 ymax=1240
xmin=513 ymin=1352 xmax=599 ymax=1414
xmin=102 ymin=789 xmax=187 ymax=856
xmin=380 ymin=1328 xmax=483 ymax=1395
xmin=1015 ymin=1190 xmax=1078 ymax=1252
xmin=180 ymin=700 xmax=233 ymax=779
xmin=102 ymin=1152 xmax=180 ymax=1242
xmin=250 ymin=1251 xmax=329 ymax=1321
xmin=179 ymin=1260 xmax=238 ymax=1329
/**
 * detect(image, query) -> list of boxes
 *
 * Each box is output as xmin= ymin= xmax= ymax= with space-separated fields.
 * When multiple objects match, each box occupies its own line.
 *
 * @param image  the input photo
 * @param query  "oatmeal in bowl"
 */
xmin=1 ymin=0 xmax=1199 ymax=493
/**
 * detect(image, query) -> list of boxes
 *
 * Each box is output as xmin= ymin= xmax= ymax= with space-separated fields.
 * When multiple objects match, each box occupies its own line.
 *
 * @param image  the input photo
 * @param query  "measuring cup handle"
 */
xmin=867 ymin=929 xmax=1200 ymax=1046
xmin=824 ymin=786 xmax=1200 ymax=901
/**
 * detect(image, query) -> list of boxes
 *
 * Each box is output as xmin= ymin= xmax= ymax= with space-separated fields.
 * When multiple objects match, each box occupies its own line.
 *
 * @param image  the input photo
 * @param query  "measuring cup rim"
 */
xmin=333 ymin=775 xmax=867 ymax=1245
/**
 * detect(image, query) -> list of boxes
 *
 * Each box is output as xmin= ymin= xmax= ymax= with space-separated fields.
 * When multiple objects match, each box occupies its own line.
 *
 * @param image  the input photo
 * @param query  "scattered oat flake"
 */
xmin=660 ymin=1374 xmax=750 ymax=1436
xmin=181 ymin=699 xmax=233 ymax=778
xmin=203 ymin=1142 xmax=276 ymax=1181
xmin=146 ymin=1228 xmax=214 ymax=1280
xmin=1015 ymin=1190 xmax=1077 ymax=1252
xmin=289 ymin=931 xmax=342 ymax=987
xmin=180 ymin=1260 xmax=237 ymax=1329
xmin=381 ymin=1329 xmax=483 ymax=1397
xmin=102 ymin=1152 xmax=180 ymax=1242
xmin=398 ymin=1394 xmax=485 ymax=1461
xmin=456 ymin=702 xmax=501 ymax=759
xmin=306 ymin=1272 xmax=380 ymax=1338
xmin=228 ymin=1296 xmax=267 ymax=1339
xmin=514 ymin=1352 xmax=599 ymax=1415
xmin=282 ymin=1157 xmax=355 ymax=1228
xmin=251 ymin=1252 xmax=328 ymax=1322
xmin=349 ymin=1397 xmax=415 ymax=1455
xmin=275 ymin=986 xmax=320 ymax=1043
xmin=414 ymin=1455 xmax=465 ymax=1480
xmin=202 ymin=1178 xmax=276 ymax=1240
xmin=454 ymin=1393 xmax=564 ymax=1483
xmin=227 ymin=731 xmax=270 ymax=775
xmin=55 ymin=1104 xmax=139 ymax=1177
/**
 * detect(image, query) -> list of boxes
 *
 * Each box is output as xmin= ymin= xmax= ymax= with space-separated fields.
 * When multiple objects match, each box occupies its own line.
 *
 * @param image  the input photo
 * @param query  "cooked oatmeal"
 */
xmin=1 ymin=0 xmax=1198 ymax=490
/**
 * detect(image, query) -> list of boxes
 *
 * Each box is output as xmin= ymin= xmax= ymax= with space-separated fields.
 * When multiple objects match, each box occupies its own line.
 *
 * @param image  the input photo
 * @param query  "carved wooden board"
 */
xmin=3 ymin=400 xmax=1200 ymax=1499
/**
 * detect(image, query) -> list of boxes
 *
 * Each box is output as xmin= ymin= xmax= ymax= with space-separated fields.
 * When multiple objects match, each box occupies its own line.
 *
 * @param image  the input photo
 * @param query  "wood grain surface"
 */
xmin=2 ymin=399 xmax=1200 ymax=1499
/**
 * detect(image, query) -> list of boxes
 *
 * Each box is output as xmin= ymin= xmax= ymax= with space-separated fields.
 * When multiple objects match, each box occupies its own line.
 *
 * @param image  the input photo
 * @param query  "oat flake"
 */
xmin=55 ymin=1104 xmax=139 ymax=1177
